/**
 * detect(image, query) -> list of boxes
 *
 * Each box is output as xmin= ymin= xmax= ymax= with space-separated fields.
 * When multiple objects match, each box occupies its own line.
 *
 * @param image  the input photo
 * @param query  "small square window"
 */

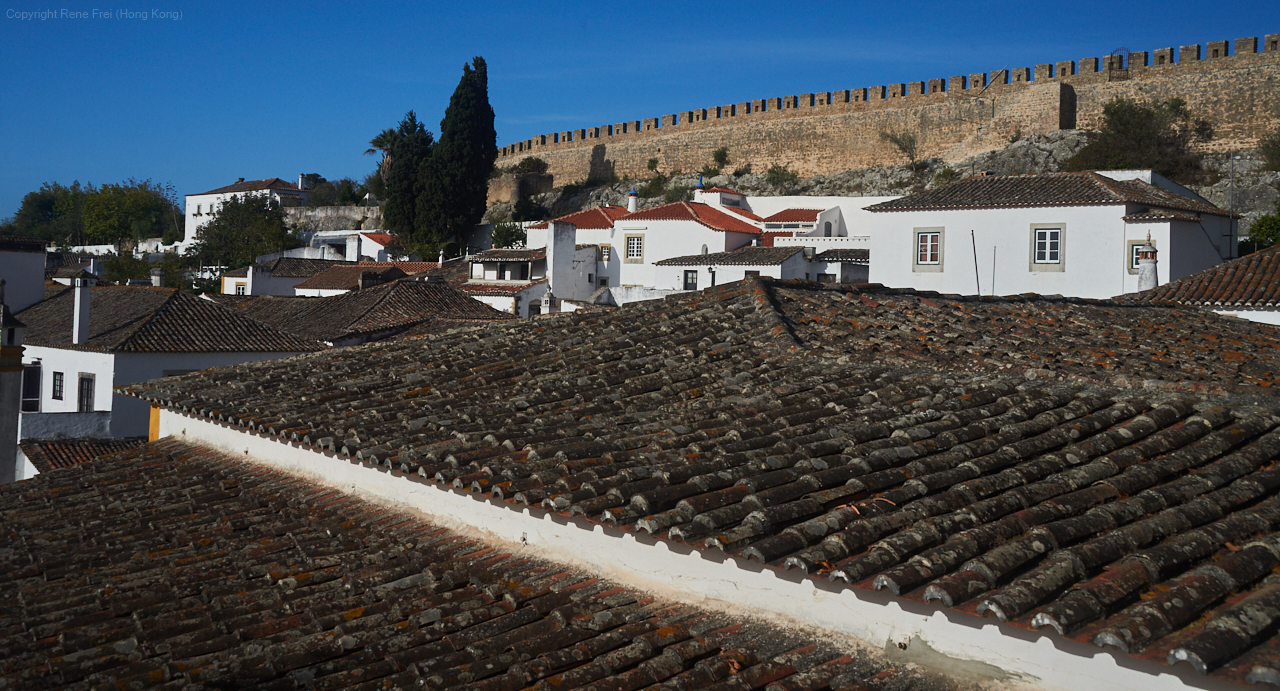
xmin=683 ymin=270 xmax=698 ymax=291
xmin=234 ymin=283 xmax=246 ymax=295
xmin=744 ymin=270 xmax=760 ymax=278
xmin=52 ymin=371 xmax=64 ymax=400
xmin=917 ymin=232 xmax=941 ymax=264
xmin=1034 ymin=228 xmax=1061 ymax=263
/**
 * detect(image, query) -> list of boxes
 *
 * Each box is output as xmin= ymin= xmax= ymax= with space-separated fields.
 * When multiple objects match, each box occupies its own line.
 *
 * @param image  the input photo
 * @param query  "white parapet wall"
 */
xmin=156 ymin=407 xmax=1239 ymax=691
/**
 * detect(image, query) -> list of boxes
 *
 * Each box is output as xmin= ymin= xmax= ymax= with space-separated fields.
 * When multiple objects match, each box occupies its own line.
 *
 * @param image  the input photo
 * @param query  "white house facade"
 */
xmin=1119 ymin=242 xmax=1280 ymax=324
xmin=865 ymin=171 xmax=1234 ymax=300
xmin=183 ymin=177 xmax=305 ymax=247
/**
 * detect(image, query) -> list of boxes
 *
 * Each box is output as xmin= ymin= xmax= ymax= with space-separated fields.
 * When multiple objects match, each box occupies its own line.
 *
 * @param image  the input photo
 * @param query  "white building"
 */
xmin=291 ymin=265 xmax=407 ymax=297
xmin=864 ymin=170 xmax=1234 ymax=299
xmin=183 ymin=177 xmax=305 ymax=246
xmin=219 ymin=257 xmax=354 ymax=296
xmin=1119 ymin=242 xmax=1280 ymax=324
xmin=463 ymin=224 xmax=598 ymax=318
xmin=14 ymin=281 xmax=323 ymax=438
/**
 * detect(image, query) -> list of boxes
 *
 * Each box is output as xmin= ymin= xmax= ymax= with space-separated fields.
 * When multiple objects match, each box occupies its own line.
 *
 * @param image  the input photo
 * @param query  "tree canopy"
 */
xmin=185 ymin=194 xmax=297 ymax=268
xmin=382 ymin=111 xmax=434 ymax=239
xmin=1064 ymin=97 xmax=1213 ymax=183
xmin=0 ymin=181 xmax=91 ymax=245
xmin=82 ymin=179 xmax=182 ymax=248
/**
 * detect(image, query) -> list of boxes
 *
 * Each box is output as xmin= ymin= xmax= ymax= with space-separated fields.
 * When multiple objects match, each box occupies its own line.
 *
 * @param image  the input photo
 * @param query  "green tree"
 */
xmin=511 ymin=198 xmax=549 ymax=222
xmin=185 ymin=194 xmax=297 ymax=268
xmin=0 ymin=181 xmax=93 ymax=244
xmin=765 ymin=165 xmax=800 ymax=188
xmin=82 ymin=179 xmax=182 ymax=249
xmin=490 ymin=221 xmax=526 ymax=249
xmin=1248 ymin=199 xmax=1280 ymax=248
xmin=1065 ymin=97 xmax=1213 ymax=183
xmin=383 ymin=111 xmax=434 ymax=238
xmin=1259 ymin=125 xmax=1280 ymax=172
xmin=416 ymin=57 xmax=498 ymax=252
xmin=712 ymin=147 xmax=730 ymax=168
xmin=513 ymin=157 xmax=548 ymax=175
xmin=364 ymin=127 xmax=401 ymax=183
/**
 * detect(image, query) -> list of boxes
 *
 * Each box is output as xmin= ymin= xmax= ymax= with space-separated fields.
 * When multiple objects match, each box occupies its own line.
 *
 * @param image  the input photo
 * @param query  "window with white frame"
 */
xmin=917 ymin=232 xmax=941 ymax=264
xmin=624 ymin=235 xmax=644 ymax=263
xmin=234 ymin=283 xmax=246 ymax=295
xmin=1033 ymin=228 xmax=1062 ymax=263
xmin=52 ymin=371 xmax=64 ymax=400
xmin=599 ymin=244 xmax=611 ymax=261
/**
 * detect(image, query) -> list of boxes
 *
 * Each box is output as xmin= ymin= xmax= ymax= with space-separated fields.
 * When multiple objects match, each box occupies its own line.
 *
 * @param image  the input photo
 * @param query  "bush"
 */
xmin=512 ymin=198 xmax=548 ymax=222
xmin=1248 ymin=199 xmax=1280 ymax=248
xmin=699 ymin=165 xmax=721 ymax=179
xmin=663 ymin=185 xmax=693 ymax=203
xmin=764 ymin=165 xmax=799 ymax=188
xmin=637 ymin=175 xmax=667 ymax=198
xmin=879 ymin=131 xmax=919 ymax=165
xmin=933 ymin=167 xmax=958 ymax=185
xmin=1064 ymin=97 xmax=1213 ymax=183
xmin=1260 ymin=126 xmax=1280 ymax=172
xmin=490 ymin=221 xmax=527 ymax=248
xmin=712 ymin=147 xmax=730 ymax=167
xmin=732 ymin=164 xmax=751 ymax=177
xmin=647 ymin=158 xmax=659 ymax=172
xmin=513 ymin=157 xmax=549 ymax=175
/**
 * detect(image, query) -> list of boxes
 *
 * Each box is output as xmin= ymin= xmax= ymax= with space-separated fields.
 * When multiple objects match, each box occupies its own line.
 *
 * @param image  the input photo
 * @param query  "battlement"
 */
xmin=498 ymin=30 xmax=1280 ymax=161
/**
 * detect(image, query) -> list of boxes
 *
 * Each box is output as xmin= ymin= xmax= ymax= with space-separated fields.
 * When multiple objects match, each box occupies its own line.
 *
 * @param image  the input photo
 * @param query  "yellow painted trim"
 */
xmin=148 ymin=405 xmax=161 ymax=441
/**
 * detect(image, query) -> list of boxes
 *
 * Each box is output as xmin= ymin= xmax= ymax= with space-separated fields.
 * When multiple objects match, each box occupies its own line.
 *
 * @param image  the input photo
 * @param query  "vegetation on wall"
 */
xmin=1064 ymin=97 xmax=1213 ymax=183
xmin=1260 ymin=126 xmax=1280 ymax=172
xmin=879 ymin=131 xmax=920 ymax=167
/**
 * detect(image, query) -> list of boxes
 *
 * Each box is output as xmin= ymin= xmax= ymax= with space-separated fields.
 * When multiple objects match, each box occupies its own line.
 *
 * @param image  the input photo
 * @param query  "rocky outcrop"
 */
xmin=284 ymin=206 xmax=384 ymax=233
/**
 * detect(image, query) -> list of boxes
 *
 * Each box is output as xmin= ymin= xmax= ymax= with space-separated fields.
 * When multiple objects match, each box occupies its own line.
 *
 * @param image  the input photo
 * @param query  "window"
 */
xmin=1033 ymin=228 xmax=1061 ymax=263
xmin=52 ymin=372 xmax=64 ymax=400
xmin=1127 ymin=239 xmax=1157 ymax=274
xmin=744 ymin=270 xmax=760 ymax=278
xmin=587 ymin=273 xmax=593 ymax=284
xmin=21 ymin=364 xmax=40 ymax=412
xmin=77 ymin=374 xmax=94 ymax=413
xmin=917 ymin=232 xmax=940 ymax=264
xmin=683 ymin=270 xmax=698 ymax=290
xmin=599 ymin=244 xmax=611 ymax=261
xmin=471 ymin=263 xmax=484 ymax=279
xmin=824 ymin=221 xmax=833 ymax=237
xmin=624 ymin=235 xmax=644 ymax=263
xmin=234 ymin=283 xmax=246 ymax=295
xmin=598 ymin=277 xmax=609 ymax=287
xmin=817 ymin=273 xmax=836 ymax=283
xmin=195 ymin=204 xmax=201 ymax=216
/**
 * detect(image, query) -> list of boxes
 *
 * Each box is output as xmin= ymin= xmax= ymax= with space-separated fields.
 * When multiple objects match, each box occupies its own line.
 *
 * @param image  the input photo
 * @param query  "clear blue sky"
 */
xmin=1 ymin=1 xmax=1276 ymax=218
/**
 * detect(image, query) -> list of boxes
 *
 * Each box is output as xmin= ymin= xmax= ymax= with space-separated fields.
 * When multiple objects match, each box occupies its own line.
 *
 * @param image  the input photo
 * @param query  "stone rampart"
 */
xmin=496 ymin=32 xmax=1280 ymax=182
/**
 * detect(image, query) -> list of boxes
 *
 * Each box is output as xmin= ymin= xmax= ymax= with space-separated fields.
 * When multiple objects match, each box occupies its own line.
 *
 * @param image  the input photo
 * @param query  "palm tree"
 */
xmin=364 ymin=128 xmax=401 ymax=183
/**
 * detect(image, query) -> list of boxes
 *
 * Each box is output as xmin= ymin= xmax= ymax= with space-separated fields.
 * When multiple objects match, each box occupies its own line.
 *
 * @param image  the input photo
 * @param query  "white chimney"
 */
xmin=150 ymin=268 xmax=163 ymax=287
xmin=546 ymin=221 xmax=576 ymax=304
xmin=627 ymin=189 xmax=638 ymax=213
xmin=1137 ymin=233 xmax=1159 ymax=291
xmin=298 ymin=174 xmax=305 ymax=190
xmin=72 ymin=278 xmax=91 ymax=345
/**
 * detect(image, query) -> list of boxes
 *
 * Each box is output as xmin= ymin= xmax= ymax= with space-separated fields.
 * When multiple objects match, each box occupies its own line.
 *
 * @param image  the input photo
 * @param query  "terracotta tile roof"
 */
xmin=528 ymin=206 xmax=630 ymax=230
xmin=0 ymin=438 xmax=949 ymax=691
xmin=292 ymin=265 xmax=407 ymax=291
xmin=621 ymin=202 xmax=762 ymax=235
xmin=762 ymin=209 xmax=822 ymax=223
xmin=1120 ymin=245 xmax=1280 ymax=309
xmin=472 ymin=248 xmax=546 ymax=261
xmin=462 ymin=277 xmax=547 ymax=296
xmin=361 ymin=231 xmax=395 ymax=246
xmin=721 ymin=206 xmax=764 ymax=221
xmin=0 ymin=235 xmax=46 ymax=252
xmin=262 ymin=257 xmax=355 ymax=278
xmin=124 ymin=279 xmax=1280 ymax=684
xmin=759 ymin=231 xmax=792 ymax=248
xmin=656 ymin=247 xmax=802 ymax=267
xmin=16 ymin=286 xmax=324 ymax=353
xmin=813 ymin=248 xmax=870 ymax=263
xmin=867 ymin=172 xmax=1230 ymax=217
xmin=356 ymin=260 xmax=440 ymax=274
xmin=1123 ymin=209 xmax=1202 ymax=222
xmin=19 ymin=438 xmax=145 ymax=473
xmin=191 ymin=177 xmax=302 ymax=196
xmin=222 ymin=279 xmax=513 ymax=343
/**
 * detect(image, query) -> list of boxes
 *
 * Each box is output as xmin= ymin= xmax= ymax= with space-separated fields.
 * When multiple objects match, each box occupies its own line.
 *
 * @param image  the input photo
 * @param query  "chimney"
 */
xmin=297 ymin=174 xmax=304 ymax=190
xmin=238 ymin=177 xmax=245 ymax=183
xmin=150 ymin=268 xmax=163 ymax=287
xmin=546 ymin=221 xmax=576 ymax=302
xmin=1137 ymin=232 xmax=1159 ymax=291
xmin=627 ymin=189 xmax=638 ymax=213
xmin=357 ymin=271 xmax=379 ymax=290
xmin=72 ymin=277 xmax=91 ymax=345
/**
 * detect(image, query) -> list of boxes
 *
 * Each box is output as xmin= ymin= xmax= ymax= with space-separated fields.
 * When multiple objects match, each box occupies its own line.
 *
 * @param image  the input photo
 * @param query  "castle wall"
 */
xmin=495 ymin=32 xmax=1280 ymax=182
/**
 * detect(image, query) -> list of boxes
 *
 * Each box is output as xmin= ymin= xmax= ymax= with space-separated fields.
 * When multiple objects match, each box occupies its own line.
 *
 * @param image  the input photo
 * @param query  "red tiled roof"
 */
xmin=722 ymin=206 xmax=764 ymax=221
xmin=293 ymin=265 xmax=407 ymax=291
xmin=762 ymin=208 xmax=822 ymax=223
xmin=528 ymin=206 xmax=630 ymax=230
xmin=361 ymin=232 xmax=395 ymax=246
xmin=868 ymin=172 xmax=1230 ymax=217
xmin=191 ymin=178 xmax=303 ymax=196
xmin=16 ymin=286 xmax=323 ymax=353
xmin=462 ymin=278 xmax=547 ymax=296
xmin=621 ymin=201 xmax=762 ymax=235
xmin=759 ymin=231 xmax=793 ymax=248
xmin=1121 ymin=245 xmax=1280 ymax=308
xmin=20 ymin=438 xmax=146 ymax=473
xmin=356 ymin=260 xmax=439 ymax=274
xmin=656 ymin=246 xmax=803 ymax=267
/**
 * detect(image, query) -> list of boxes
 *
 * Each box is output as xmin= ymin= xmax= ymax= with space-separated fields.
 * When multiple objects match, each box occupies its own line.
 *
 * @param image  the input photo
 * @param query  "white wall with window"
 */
xmin=868 ymin=205 xmax=1230 ymax=299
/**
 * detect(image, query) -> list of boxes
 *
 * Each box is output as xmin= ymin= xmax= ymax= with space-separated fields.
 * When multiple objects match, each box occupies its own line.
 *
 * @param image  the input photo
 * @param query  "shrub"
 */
xmin=1248 ymin=199 xmax=1280 ymax=248
xmin=732 ymin=164 xmax=752 ymax=177
xmin=513 ymin=157 xmax=549 ymax=175
xmin=699 ymin=165 xmax=721 ymax=179
xmin=712 ymin=147 xmax=730 ymax=167
xmin=512 ymin=198 xmax=548 ymax=222
xmin=637 ymin=175 xmax=667 ymax=198
xmin=647 ymin=157 xmax=659 ymax=172
xmin=879 ymin=131 xmax=919 ymax=165
xmin=1064 ymin=97 xmax=1213 ymax=183
xmin=664 ymin=185 xmax=693 ymax=203
xmin=933 ymin=167 xmax=958 ymax=185
xmin=490 ymin=220 xmax=527 ymax=248
xmin=764 ymin=165 xmax=799 ymax=188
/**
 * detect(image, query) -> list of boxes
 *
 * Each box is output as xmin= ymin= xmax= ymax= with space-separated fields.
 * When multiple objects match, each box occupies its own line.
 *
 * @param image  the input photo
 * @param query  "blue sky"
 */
xmin=1 ymin=1 xmax=1276 ymax=217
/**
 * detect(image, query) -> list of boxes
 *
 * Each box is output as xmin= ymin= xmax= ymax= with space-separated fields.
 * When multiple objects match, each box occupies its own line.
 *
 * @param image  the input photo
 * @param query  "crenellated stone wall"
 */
xmin=495 ymin=32 xmax=1280 ymax=183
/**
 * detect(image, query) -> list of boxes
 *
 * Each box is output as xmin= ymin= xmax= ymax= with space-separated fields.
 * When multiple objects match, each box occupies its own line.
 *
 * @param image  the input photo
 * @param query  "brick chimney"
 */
xmin=72 ymin=277 xmax=91 ymax=345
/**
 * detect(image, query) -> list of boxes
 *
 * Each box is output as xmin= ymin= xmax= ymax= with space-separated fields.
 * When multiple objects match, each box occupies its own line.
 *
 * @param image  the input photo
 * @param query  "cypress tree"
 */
xmin=417 ymin=57 xmax=497 ymax=250
xmin=382 ymin=112 xmax=433 ymax=238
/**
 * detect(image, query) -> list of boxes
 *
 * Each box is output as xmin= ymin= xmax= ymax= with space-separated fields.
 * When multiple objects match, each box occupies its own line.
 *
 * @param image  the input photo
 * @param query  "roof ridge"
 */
xmin=109 ymin=287 xmax=182 ymax=351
